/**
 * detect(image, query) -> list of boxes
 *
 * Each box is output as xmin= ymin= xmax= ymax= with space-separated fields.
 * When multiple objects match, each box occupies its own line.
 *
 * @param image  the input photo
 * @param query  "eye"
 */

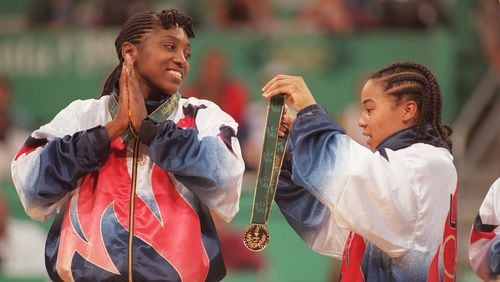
xmin=184 ymin=51 xmax=191 ymax=60
xmin=366 ymin=108 xmax=373 ymax=114
xmin=164 ymin=44 xmax=174 ymax=50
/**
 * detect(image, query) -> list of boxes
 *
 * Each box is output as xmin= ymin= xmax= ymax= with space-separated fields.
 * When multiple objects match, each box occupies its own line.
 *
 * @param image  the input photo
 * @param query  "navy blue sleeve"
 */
xmin=275 ymin=147 xmax=329 ymax=236
xmin=287 ymin=104 xmax=346 ymax=190
xmin=29 ymin=126 xmax=110 ymax=205
xmin=140 ymin=117 xmax=239 ymax=190
xmin=291 ymin=104 xmax=346 ymax=145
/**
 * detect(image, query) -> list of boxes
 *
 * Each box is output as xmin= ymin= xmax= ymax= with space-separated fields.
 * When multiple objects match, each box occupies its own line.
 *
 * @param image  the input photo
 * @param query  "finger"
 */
xmin=261 ymin=74 xmax=294 ymax=92
xmin=127 ymin=55 xmax=136 ymax=83
xmin=281 ymin=123 xmax=289 ymax=133
xmin=124 ymin=54 xmax=133 ymax=75
xmin=118 ymin=66 xmax=129 ymax=111
xmin=278 ymin=125 xmax=289 ymax=137
xmin=124 ymin=54 xmax=139 ymax=115
xmin=262 ymin=74 xmax=296 ymax=92
xmin=262 ymin=75 xmax=303 ymax=98
xmin=126 ymin=56 xmax=144 ymax=105
xmin=119 ymin=64 xmax=128 ymax=97
xmin=262 ymin=83 xmax=295 ymax=99
xmin=283 ymin=104 xmax=289 ymax=115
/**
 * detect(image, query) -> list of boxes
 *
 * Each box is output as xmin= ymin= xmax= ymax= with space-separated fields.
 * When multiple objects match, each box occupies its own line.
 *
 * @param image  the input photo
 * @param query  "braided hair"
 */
xmin=100 ymin=9 xmax=195 ymax=97
xmin=369 ymin=61 xmax=453 ymax=150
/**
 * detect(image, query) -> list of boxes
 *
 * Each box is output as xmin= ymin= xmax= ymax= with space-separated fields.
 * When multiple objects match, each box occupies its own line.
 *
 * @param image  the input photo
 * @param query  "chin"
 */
xmin=368 ymin=143 xmax=377 ymax=151
xmin=158 ymin=80 xmax=180 ymax=94
xmin=163 ymin=86 xmax=180 ymax=95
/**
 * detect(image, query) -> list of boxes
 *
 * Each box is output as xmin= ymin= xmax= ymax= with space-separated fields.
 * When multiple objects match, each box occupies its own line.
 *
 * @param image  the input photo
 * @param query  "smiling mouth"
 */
xmin=167 ymin=69 xmax=183 ymax=79
xmin=362 ymin=134 xmax=372 ymax=144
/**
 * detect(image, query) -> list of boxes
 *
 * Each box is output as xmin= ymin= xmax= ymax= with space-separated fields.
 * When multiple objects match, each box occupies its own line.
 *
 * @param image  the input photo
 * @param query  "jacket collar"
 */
xmin=376 ymin=124 xmax=450 ymax=152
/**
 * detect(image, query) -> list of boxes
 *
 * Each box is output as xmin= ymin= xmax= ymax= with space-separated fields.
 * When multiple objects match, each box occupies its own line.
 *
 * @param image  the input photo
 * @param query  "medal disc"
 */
xmin=243 ymin=224 xmax=270 ymax=251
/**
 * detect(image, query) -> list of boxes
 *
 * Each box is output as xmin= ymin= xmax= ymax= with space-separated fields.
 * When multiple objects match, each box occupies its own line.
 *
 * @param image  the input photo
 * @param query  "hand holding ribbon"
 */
xmin=244 ymin=94 xmax=289 ymax=251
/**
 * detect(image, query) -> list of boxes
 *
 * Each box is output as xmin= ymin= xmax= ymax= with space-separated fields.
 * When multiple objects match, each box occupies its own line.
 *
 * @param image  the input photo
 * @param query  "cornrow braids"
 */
xmin=369 ymin=61 xmax=453 ymax=150
xmin=100 ymin=9 xmax=195 ymax=97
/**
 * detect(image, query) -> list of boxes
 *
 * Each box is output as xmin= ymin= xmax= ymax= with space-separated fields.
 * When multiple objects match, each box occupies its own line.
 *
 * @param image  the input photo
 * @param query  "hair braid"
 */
xmin=369 ymin=61 xmax=453 ymax=149
xmin=100 ymin=9 xmax=194 ymax=97
xmin=407 ymin=62 xmax=453 ymax=150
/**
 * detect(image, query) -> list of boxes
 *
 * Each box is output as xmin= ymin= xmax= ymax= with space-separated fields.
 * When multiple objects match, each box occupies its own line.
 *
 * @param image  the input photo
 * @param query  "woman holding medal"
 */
xmin=11 ymin=9 xmax=244 ymax=282
xmin=262 ymin=61 xmax=457 ymax=281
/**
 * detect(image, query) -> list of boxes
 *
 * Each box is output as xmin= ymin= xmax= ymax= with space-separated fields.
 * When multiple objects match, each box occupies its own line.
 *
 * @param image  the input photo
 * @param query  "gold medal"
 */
xmin=244 ymin=95 xmax=288 ymax=252
xmin=243 ymin=224 xmax=270 ymax=252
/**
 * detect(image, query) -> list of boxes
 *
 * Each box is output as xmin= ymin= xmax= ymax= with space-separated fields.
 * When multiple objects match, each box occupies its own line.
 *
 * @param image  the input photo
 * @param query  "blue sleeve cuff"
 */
xmin=76 ymin=125 xmax=111 ymax=167
xmin=140 ymin=118 xmax=179 ymax=146
xmin=297 ymin=104 xmax=327 ymax=117
xmin=139 ymin=117 xmax=158 ymax=146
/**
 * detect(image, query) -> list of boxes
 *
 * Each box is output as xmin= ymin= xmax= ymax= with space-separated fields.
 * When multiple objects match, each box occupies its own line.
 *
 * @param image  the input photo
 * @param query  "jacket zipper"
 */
xmin=128 ymin=138 xmax=141 ymax=282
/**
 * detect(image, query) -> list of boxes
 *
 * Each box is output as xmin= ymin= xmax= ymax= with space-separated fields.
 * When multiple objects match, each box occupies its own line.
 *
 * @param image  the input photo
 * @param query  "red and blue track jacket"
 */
xmin=11 ymin=94 xmax=245 ymax=282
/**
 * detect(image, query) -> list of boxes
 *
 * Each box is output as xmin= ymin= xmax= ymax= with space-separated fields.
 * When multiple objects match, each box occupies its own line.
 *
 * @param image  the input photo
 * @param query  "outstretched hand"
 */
xmin=261 ymin=75 xmax=316 ymax=113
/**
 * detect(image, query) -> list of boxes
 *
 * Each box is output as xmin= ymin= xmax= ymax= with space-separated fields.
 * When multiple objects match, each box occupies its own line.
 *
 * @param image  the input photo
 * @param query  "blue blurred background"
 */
xmin=0 ymin=0 xmax=498 ymax=281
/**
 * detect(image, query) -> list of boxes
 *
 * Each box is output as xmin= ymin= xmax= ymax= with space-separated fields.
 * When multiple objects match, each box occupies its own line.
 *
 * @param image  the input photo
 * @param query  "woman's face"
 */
xmin=358 ymin=79 xmax=411 ymax=151
xmin=133 ymin=26 xmax=191 ymax=96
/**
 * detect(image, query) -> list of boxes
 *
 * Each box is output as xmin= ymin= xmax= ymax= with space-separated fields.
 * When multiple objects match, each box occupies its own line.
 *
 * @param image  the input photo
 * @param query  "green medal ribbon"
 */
xmin=108 ymin=92 xmax=180 ymax=142
xmin=243 ymin=94 xmax=289 ymax=252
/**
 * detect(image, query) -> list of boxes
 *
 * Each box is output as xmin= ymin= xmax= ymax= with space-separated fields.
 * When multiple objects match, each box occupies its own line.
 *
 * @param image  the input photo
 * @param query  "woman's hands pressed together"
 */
xmin=105 ymin=54 xmax=147 ymax=141
xmin=125 ymin=54 xmax=147 ymax=135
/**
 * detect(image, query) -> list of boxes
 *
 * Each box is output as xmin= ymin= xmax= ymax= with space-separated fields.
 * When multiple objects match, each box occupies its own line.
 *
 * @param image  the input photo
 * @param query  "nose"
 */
xmin=173 ymin=50 xmax=187 ymax=66
xmin=358 ymin=113 xmax=366 ymax=128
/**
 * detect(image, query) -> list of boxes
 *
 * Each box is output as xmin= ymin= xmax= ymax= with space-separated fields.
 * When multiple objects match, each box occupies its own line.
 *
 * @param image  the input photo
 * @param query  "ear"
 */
xmin=401 ymin=100 xmax=418 ymax=124
xmin=121 ymin=42 xmax=137 ymax=62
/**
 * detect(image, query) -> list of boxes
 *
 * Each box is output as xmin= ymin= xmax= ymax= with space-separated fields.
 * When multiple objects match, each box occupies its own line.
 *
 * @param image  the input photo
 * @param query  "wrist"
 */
xmin=297 ymin=104 xmax=325 ymax=117
xmin=106 ymin=120 xmax=125 ymax=141
xmin=139 ymin=117 xmax=158 ymax=146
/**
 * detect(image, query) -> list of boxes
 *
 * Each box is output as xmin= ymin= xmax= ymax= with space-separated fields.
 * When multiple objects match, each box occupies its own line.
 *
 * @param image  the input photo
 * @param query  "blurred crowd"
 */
xmin=27 ymin=0 xmax=450 ymax=32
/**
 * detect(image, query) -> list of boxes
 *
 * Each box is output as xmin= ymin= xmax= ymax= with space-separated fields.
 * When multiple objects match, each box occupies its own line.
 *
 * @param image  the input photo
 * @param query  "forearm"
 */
xmin=274 ymin=153 xmax=345 ymax=257
xmin=12 ymin=126 xmax=110 ymax=220
xmin=140 ymin=118 xmax=244 ymax=220
xmin=276 ymin=170 xmax=329 ymax=239
xmin=288 ymin=104 xmax=348 ymax=194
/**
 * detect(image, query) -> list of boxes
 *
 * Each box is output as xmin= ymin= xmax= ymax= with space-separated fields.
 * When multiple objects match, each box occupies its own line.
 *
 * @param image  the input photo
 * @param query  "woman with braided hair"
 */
xmin=11 ymin=9 xmax=244 ymax=281
xmin=263 ymin=61 xmax=457 ymax=281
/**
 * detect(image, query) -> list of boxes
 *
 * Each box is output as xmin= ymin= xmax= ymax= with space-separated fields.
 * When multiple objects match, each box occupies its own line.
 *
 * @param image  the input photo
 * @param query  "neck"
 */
xmin=147 ymin=90 xmax=170 ymax=102
xmin=376 ymin=124 xmax=449 ymax=152
xmin=139 ymin=81 xmax=173 ymax=101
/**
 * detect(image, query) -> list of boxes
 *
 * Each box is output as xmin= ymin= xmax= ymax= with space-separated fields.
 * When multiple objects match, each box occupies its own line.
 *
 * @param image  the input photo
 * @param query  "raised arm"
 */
xmin=263 ymin=75 xmax=456 ymax=256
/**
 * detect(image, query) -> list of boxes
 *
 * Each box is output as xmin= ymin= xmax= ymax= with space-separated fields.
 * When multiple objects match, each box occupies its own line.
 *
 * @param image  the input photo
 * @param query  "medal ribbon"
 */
xmin=244 ymin=94 xmax=289 ymax=251
xmin=108 ymin=92 xmax=180 ymax=142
